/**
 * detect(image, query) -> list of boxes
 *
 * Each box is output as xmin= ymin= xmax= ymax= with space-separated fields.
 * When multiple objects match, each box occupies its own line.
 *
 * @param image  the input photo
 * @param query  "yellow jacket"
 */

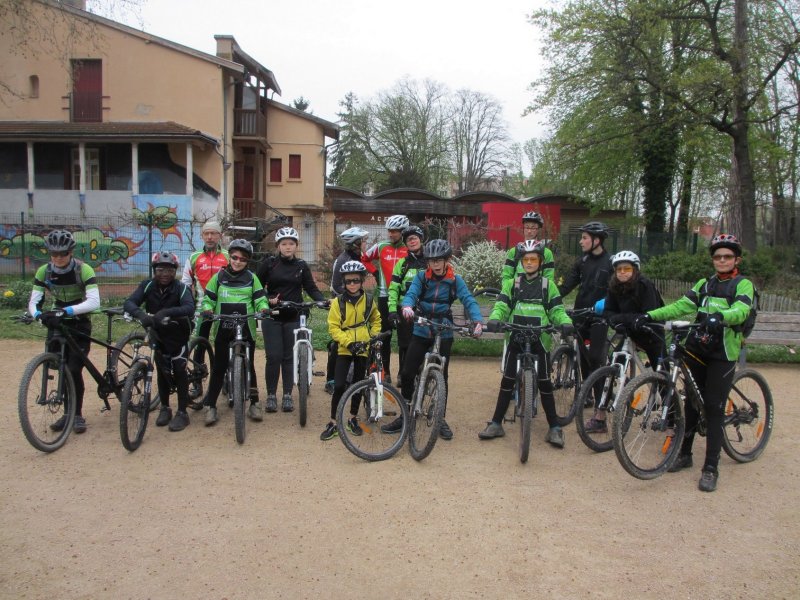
xmin=328 ymin=292 xmax=382 ymax=357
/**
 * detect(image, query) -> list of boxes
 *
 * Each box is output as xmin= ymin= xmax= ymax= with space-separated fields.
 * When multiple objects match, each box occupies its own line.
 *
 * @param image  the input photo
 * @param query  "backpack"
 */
xmin=45 ymin=259 xmax=86 ymax=290
xmin=699 ymin=275 xmax=759 ymax=338
xmin=338 ymin=293 xmax=375 ymax=330
xmin=511 ymin=275 xmax=551 ymax=311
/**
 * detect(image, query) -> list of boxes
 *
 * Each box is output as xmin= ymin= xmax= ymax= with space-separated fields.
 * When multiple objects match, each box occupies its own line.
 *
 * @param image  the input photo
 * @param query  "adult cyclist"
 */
xmin=502 ymin=211 xmax=555 ymax=285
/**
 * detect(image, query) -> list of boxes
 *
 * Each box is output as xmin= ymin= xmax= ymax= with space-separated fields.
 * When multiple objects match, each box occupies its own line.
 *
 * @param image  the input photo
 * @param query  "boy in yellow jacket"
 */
xmin=322 ymin=261 xmax=382 ymax=440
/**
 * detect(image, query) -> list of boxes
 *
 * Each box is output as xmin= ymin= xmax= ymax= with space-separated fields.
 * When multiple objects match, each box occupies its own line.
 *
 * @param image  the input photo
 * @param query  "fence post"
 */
xmin=20 ymin=211 xmax=26 ymax=280
xmin=691 ymin=232 xmax=698 ymax=254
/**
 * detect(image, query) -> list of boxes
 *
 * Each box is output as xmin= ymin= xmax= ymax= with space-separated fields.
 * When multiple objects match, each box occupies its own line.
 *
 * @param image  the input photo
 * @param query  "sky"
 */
xmin=116 ymin=0 xmax=550 ymax=146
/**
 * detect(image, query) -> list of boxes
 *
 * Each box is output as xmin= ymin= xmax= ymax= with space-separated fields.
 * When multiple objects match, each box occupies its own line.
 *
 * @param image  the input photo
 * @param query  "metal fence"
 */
xmin=653 ymin=278 xmax=800 ymax=311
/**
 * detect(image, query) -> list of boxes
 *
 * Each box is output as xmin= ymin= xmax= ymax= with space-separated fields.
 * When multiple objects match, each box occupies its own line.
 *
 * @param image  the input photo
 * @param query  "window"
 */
xmin=71 ymin=59 xmax=102 ymax=122
xmin=289 ymin=154 xmax=301 ymax=179
xmin=269 ymin=158 xmax=282 ymax=183
xmin=72 ymin=147 xmax=100 ymax=190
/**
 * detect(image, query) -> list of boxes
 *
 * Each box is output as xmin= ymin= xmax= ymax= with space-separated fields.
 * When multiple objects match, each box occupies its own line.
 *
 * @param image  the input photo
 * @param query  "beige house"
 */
xmin=0 ymin=0 xmax=338 ymax=261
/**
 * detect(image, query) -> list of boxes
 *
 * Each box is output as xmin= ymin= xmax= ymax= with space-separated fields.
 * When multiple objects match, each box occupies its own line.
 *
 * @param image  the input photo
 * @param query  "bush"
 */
xmin=451 ymin=240 xmax=506 ymax=291
xmin=642 ymin=252 xmax=711 ymax=282
xmin=0 ymin=280 xmax=33 ymax=310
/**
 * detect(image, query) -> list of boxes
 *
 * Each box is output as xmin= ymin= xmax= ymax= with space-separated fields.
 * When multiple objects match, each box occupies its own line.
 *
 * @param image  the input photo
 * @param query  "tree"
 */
xmin=292 ymin=96 xmax=311 ymax=112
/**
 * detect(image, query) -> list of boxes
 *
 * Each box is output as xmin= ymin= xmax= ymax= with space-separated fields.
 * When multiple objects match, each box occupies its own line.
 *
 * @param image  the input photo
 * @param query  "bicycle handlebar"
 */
xmin=203 ymin=312 xmax=268 ymax=322
xmin=273 ymin=300 xmax=329 ymax=311
xmin=414 ymin=314 xmax=474 ymax=336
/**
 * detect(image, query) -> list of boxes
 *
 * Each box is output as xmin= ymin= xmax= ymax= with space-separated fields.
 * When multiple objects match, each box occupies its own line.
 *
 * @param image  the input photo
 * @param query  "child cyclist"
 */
xmin=634 ymin=234 xmax=755 ymax=493
xmin=321 ymin=261 xmax=382 ymax=441
xmin=385 ymin=239 xmax=484 ymax=441
xmin=479 ymin=240 xmax=575 ymax=447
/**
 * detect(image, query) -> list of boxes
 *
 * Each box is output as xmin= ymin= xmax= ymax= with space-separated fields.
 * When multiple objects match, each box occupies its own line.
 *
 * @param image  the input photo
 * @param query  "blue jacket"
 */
xmin=401 ymin=266 xmax=483 ymax=339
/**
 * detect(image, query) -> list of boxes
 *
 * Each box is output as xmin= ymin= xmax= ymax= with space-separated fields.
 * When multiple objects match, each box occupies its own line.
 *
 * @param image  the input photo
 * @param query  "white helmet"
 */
xmin=275 ymin=226 xmax=299 ymax=244
xmin=611 ymin=250 xmax=640 ymax=269
xmin=385 ymin=215 xmax=409 ymax=230
xmin=339 ymin=260 xmax=368 ymax=275
xmin=340 ymin=226 xmax=369 ymax=246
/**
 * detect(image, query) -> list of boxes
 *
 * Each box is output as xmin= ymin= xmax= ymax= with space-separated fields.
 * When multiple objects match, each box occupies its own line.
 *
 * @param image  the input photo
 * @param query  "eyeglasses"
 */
xmin=229 ymin=255 xmax=249 ymax=263
xmin=49 ymin=251 xmax=70 ymax=258
xmin=344 ymin=278 xmax=362 ymax=285
xmin=154 ymin=266 xmax=176 ymax=274
xmin=712 ymin=254 xmax=736 ymax=261
xmin=615 ymin=265 xmax=634 ymax=273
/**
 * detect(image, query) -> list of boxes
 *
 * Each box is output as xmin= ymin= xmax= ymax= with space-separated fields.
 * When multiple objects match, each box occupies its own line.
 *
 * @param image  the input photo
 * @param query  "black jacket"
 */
xmin=256 ymin=254 xmax=324 ymax=321
xmin=330 ymin=249 xmax=363 ymax=295
xmin=559 ymin=250 xmax=613 ymax=310
xmin=123 ymin=278 xmax=195 ymax=340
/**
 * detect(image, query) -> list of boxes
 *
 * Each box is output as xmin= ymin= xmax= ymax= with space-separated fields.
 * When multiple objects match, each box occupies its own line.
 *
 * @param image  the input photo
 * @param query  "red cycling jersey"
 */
xmin=181 ymin=247 xmax=230 ymax=293
xmin=362 ymin=240 xmax=408 ymax=297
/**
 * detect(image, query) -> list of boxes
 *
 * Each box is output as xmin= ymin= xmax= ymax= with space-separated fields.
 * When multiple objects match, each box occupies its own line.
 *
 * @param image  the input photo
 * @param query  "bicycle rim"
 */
xmin=232 ymin=354 xmax=246 ymax=444
xmin=722 ymin=369 xmax=774 ymax=462
xmin=575 ymin=365 xmax=619 ymax=453
xmin=408 ymin=369 xmax=446 ymax=461
xmin=119 ymin=360 xmax=150 ymax=452
xmin=551 ymin=345 xmax=578 ymax=426
xmin=519 ymin=369 xmax=534 ymax=464
xmin=298 ymin=351 xmax=309 ymax=427
xmin=18 ymin=353 xmax=76 ymax=453
xmin=186 ymin=337 xmax=213 ymax=410
xmin=337 ymin=379 xmax=408 ymax=461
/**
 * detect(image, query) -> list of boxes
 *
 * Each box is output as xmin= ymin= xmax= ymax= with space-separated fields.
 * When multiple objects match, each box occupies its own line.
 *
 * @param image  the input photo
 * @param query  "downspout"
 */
xmin=221 ymin=73 xmax=229 ymax=216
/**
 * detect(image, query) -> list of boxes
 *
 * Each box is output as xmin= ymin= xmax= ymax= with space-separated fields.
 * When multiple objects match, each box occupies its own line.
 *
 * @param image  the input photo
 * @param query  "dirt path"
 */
xmin=0 ymin=341 xmax=797 ymax=599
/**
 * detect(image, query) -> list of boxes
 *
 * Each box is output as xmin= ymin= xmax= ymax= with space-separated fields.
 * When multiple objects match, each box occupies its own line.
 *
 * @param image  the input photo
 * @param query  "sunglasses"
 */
xmin=154 ymin=266 xmax=176 ymax=273
xmin=521 ymin=256 xmax=540 ymax=263
xmin=49 ymin=250 xmax=70 ymax=258
xmin=229 ymin=255 xmax=249 ymax=263
xmin=344 ymin=278 xmax=362 ymax=285
xmin=615 ymin=265 xmax=634 ymax=273
xmin=712 ymin=254 xmax=736 ymax=261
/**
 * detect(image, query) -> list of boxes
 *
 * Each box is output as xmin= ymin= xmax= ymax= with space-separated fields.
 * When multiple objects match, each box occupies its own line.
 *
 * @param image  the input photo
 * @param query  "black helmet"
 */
xmin=402 ymin=225 xmax=425 ymax=244
xmin=151 ymin=251 xmax=179 ymax=268
xmin=228 ymin=238 xmax=253 ymax=257
xmin=709 ymin=233 xmax=742 ymax=257
xmin=579 ymin=221 xmax=609 ymax=240
xmin=423 ymin=239 xmax=452 ymax=260
xmin=45 ymin=230 xmax=76 ymax=252
xmin=522 ymin=211 xmax=544 ymax=225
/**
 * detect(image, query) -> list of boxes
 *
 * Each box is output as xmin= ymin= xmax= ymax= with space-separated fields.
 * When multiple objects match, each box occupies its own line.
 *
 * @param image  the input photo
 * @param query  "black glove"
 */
xmin=41 ymin=313 xmax=63 ymax=329
xmin=633 ymin=313 xmax=653 ymax=331
xmin=388 ymin=312 xmax=401 ymax=328
xmin=347 ymin=342 xmax=366 ymax=355
xmin=486 ymin=319 xmax=502 ymax=333
xmin=703 ymin=313 xmax=724 ymax=335
xmin=139 ymin=314 xmax=155 ymax=328
xmin=560 ymin=323 xmax=576 ymax=336
xmin=608 ymin=314 xmax=625 ymax=328
xmin=317 ymin=300 xmax=331 ymax=309
xmin=154 ymin=309 xmax=171 ymax=325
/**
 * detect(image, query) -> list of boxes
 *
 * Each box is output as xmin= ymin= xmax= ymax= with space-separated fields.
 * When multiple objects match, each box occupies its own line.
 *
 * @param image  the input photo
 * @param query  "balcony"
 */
xmin=233 ymin=197 xmax=268 ymax=219
xmin=233 ymin=109 xmax=266 ymax=139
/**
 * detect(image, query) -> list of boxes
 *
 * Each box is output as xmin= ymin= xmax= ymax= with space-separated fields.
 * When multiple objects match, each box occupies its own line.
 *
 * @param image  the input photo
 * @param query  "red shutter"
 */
xmin=289 ymin=154 xmax=301 ymax=179
xmin=270 ymin=158 xmax=282 ymax=182
xmin=72 ymin=60 xmax=102 ymax=122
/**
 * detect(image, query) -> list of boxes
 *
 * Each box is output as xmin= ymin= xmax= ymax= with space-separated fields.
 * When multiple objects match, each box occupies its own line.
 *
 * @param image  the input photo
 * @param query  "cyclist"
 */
xmin=362 ymin=214 xmax=409 ymax=384
xmin=27 ymin=230 xmax=100 ymax=434
xmin=502 ymin=211 xmax=555 ymax=285
xmin=387 ymin=225 xmax=427 ymax=385
xmin=583 ymin=250 xmax=665 ymax=434
xmin=123 ymin=251 xmax=195 ymax=432
xmin=321 ymin=260 xmax=381 ymax=441
xmin=479 ymin=240 xmax=575 ymax=447
xmin=385 ymin=239 xmax=483 ymax=440
xmin=256 ymin=226 xmax=328 ymax=413
xmin=200 ymin=239 xmax=269 ymax=426
xmin=325 ymin=226 xmax=370 ymax=393
xmin=635 ymin=234 xmax=755 ymax=493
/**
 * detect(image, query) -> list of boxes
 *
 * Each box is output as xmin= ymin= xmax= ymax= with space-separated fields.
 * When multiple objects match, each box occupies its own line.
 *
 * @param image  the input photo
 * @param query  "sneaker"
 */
xmin=73 ymin=415 xmax=87 ymax=434
xmin=265 ymin=394 xmax=278 ymax=413
xmin=583 ymin=417 xmax=607 ymax=434
xmin=478 ymin=421 xmax=505 ymax=440
xmin=324 ymin=380 xmax=335 ymax=395
xmin=248 ymin=402 xmax=264 ymax=422
xmin=168 ymin=410 xmax=190 ymax=432
xmin=320 ymin=421 xmax=338 ymax=441
xmin=347 ymin=416 xmax=363 ymax=436
xmin=699 ymin=468 xmax=718 ymax=492
xmin=380 ymin=416 xmax=404 ymax=434
xmin=50 ymin=414 xmax=68 ymax=432
xmin=204 ymin=406 xmax=218 ymax=426
xmin=545 ymin=426 xmax=565 ymax=448
xmin=155 ymin=405 xmax=173 ymax=427
xmin=249 ymin=388 xmax=259 ymax=403
xmin=282 ymin=394 xmax=294 ymax=412
xmin=439 ymin=420 xmax=453 ymax=441
xmin=668 ymin=453 xmax=693 ymax=473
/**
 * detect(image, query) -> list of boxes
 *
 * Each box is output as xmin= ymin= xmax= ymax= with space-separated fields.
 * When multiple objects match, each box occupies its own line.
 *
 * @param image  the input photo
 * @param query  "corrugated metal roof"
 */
xmin=0 ymin=121 xmax=219 ymax=145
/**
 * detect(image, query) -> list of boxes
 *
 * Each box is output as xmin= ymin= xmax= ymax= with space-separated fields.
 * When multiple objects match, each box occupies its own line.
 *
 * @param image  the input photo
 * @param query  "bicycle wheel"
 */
xmin=232 ymin=353 xmax=247 ymax=444
xmin=18 ymin=353 xmax=76 ymax=453
xmin=612 ymin=371 xmax=685 ymax=480
xmin=408 ymin=368 xmax=446 ymax=461
xmin=518 ymin=368 xmax=534 ymax=464
xmin=575 ymin=365 xmax=623 ymax=453
xmin=337 ymin=379 xmax=409 ymax=461
xmin=551 ymin=344 xmax=579 ymax=426
xmin=298 ymin=349 xmax=309 ymax=427
xmin=119 ymin=360 xmax=150 ymax=452
xmin=111 ymin=331 xmax=160 ymax=411
xmin=186 ymin=337 xmax=213 ymax=410
xmin=722 ymin=368 xmax=774 ymax=462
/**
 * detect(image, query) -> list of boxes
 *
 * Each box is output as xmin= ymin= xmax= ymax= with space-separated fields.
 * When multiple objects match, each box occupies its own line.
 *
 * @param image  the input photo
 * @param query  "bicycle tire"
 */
xmin=408 ymin=368 xmax=446 ymax=461
xmin=298 ymin=350 xmax=309 ymax=427
xmin=119 ymin=360 xmax=150 ymax=452
xmin=551 ymin=344 xmax=579 ymax=426
xmin=337 ymin=379 xmax=408 ymax=461
xmin=612 ymin=371 xmax=685 ymax=480
xmin=722 ymin=368 xmax=774 ymax=463
xmin=186 ymin=337 xmax=213 ymax=410
xmin=575 ymin=365 xmax=621 ymax=453
xmin=18 ymin=352 xmax=76 ymax=453
xmin=111 ymin=331 xmax=160 ymax=411
xmin=232 ymin=353 xmax=247 ymax=444
xmin=518 ymin=368 xmax=534 ymax=464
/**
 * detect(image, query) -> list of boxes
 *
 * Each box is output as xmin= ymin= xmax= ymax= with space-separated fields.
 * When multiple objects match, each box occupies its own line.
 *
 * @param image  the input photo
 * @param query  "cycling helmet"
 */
xmin=340 ymin=226 xmax=369 ymax=246
xmin=522 ymin=211 xmax=544 ymax=225
xmin=402 ymin=225 xmax=425 ymax=243
xmin=579 ymin=221 xmax=609 ymax=240
xmin=45 ymin=230 xmax=76 ymax=252
xmin=709 ymin=233 xmax=742 ymax=257
xmin=151 ymin=251 xmax=179 ymax=268
xmin=201 ymin=221 xmax=222 ymax=234
xmin=518 ymin=239 xmax=546 ymax=258
xmin=423 ymin=239 xmax=452 ymax=260
xmin=275 ymin=226 xmax=299 ymax=244
xmin=611 ymin=250 xmax=640 ymax=269
xmin=339 ymin=260 xmax=368 ymax=275
xmin=385 ymin=215 xmax=410 ymax=230
xmin=228 ymin=238 xmax=253 ymax=257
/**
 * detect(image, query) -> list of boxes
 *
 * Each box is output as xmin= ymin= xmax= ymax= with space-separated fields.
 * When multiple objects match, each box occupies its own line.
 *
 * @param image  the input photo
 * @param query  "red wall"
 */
xmin=481 ymin=202 xmax=561 ymax=249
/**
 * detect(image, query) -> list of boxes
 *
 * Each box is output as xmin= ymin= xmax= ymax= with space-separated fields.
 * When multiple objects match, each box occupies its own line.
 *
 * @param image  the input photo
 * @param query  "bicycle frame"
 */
xmin=293 ymin=311 xmax=314 ymax=387
xmin=602 ymin=335 xmax=652 ymax=413
xmin=365 ymin=337 xmax=388 ymax=421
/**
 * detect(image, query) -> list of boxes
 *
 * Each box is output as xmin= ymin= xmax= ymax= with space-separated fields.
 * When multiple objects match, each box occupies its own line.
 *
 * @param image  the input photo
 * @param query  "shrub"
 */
xmin=642 ymin=251 xmax=711 ymax=282
xmin=451 ymin=240 xmax=506 ymax=291
xmin=0 ymin=280 xmax=33 ymax=310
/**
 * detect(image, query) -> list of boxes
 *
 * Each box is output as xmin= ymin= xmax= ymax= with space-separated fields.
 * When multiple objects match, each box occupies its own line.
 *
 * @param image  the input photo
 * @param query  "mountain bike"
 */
xmin=336 ymin=331 xmax=409 ymax=461
xmin=612 ymin=321 xmax=774 ymax=479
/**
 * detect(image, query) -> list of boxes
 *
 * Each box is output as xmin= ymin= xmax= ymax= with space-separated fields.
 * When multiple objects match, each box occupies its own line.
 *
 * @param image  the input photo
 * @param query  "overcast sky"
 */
xmin=120 ymin=0 xmax=550 ymax=145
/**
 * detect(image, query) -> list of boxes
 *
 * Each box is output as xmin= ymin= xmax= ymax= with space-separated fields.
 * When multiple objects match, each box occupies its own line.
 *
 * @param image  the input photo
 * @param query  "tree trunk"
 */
xmin=676 ymin=157 xmax=694 ymax=251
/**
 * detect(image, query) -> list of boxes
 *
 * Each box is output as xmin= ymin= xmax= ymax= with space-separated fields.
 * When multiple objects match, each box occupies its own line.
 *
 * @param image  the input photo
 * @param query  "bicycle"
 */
xmin=336 ymin=331 xmax=409 ymax=461
xmin=271 ymin=300 xmax=328 ymax=427
xmin=204 ymin=312 xmax=266 ymax=444
xmin=612 ymin=321 xmax=774 ymax=480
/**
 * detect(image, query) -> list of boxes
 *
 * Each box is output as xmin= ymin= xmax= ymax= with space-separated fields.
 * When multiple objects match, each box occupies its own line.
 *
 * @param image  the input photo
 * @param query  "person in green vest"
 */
xmin=501 ymin=211 xmax=555 ymax=286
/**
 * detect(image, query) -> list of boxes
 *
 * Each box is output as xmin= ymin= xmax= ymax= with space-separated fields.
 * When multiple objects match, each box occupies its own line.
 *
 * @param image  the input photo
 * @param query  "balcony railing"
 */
xmin=233 ymin=197 xmax=267 ymax=219
xmin=233 ymin=108 xmax=266 ymax=138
